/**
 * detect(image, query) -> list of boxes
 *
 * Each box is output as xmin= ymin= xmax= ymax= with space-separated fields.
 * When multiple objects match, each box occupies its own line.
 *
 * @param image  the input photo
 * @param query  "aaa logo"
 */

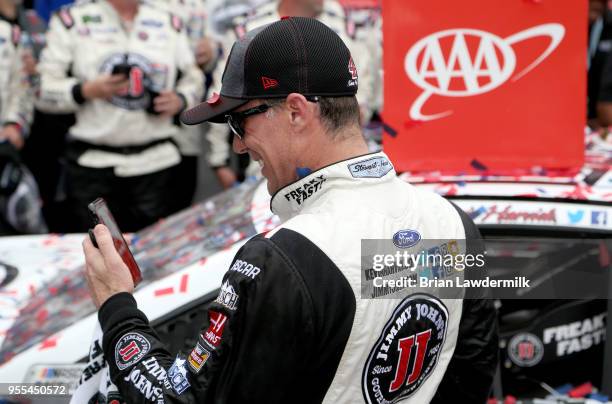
xmin=405 ymin=24 xmax=565 ymax=121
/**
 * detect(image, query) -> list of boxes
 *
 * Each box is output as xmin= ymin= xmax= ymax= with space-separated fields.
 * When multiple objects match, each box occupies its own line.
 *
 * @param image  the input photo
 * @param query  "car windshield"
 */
xmin=481 ymin=236 xmax=611 ymax=300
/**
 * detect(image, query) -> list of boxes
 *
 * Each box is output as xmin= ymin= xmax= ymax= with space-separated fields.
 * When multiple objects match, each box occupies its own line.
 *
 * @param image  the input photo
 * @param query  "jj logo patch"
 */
xmin=362 ymin=295 xmax=448 ymax=403
xmin=115 ymin=333 xmax=151 ymax=370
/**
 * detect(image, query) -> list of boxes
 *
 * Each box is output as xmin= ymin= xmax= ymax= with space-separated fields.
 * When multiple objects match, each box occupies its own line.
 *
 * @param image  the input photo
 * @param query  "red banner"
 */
xmin=382 ymin=0 xmax=586 ymax=173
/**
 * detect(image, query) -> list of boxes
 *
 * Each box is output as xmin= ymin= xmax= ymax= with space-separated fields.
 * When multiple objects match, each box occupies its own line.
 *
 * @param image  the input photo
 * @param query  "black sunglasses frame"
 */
xmin=225 ymin=96 xmax=320 ymax=140
xmin=225 ymin=104 xmax=270 ymax=139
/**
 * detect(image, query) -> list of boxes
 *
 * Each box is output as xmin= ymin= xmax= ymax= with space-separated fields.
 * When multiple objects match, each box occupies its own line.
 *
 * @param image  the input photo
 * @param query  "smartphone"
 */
xmin=88 ymin=198 xmax=142 ymax=286
xmin=111 ymin=63 xmax=132 ymax=78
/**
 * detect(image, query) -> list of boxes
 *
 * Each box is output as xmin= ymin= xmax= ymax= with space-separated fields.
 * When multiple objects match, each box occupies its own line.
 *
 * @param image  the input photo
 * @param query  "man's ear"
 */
xmin=285 ymin=93 xmax=315 ymax=132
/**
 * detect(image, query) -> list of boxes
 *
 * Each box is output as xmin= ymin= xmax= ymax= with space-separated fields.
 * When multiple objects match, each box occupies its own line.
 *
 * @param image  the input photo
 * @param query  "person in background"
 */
xmin=588 ymin=0 xmax=612 ymax=128
xmin=0 ymin=0 xmax=46 ymax=235
xmin=0 ymin=0 xmax=33 ymax=152
xmin=37 ymin=0 xmax=203 ymax=232
xmin=16 ymin=1 xmax=76 ymax=233
xmin=151 ymin=0 xmax=219 ymax=212
xmin=596 ymin=0 xmax=612 ymax=128
xmin=205 ymin=0 xmax=375 ymax=189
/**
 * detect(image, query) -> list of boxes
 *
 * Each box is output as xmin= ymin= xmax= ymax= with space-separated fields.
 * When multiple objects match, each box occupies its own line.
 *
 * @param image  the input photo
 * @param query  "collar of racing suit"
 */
xmin=270 ymin=151 xmax=396 ymax=222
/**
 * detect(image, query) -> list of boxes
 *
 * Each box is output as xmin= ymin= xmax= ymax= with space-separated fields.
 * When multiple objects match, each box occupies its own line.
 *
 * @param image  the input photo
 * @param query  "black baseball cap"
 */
xmin=180 ymin=16 xmax=359 ymax=125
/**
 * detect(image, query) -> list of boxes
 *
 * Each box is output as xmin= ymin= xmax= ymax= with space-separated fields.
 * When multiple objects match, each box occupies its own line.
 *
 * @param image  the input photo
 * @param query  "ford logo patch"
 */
xmin=393 ymin=230 xmax=421 ymax=248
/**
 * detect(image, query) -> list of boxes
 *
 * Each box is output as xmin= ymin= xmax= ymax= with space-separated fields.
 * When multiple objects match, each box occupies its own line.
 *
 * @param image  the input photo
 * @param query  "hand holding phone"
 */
xmin=88 ymin=198 xmax=142 ymax=286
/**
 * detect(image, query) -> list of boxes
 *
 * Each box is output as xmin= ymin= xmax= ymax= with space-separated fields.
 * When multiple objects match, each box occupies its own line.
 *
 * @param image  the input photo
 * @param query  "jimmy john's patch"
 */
xmin=362 ymin=294 xmax=448 ymax=403
xmin=507 ymin=333 xmax=544 ymax=367
xmin=115 ymin=333 xmax=151 ymax=371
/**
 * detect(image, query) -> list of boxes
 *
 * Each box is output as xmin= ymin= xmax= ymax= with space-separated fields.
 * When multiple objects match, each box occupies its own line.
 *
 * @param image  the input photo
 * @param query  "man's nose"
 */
xmin=232 ymin=134 xmax=248 ymax=154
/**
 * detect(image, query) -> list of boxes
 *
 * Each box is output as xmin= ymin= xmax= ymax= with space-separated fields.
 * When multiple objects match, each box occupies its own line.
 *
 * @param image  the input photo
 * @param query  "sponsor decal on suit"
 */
xmin=362 ymin=295 xmax=448 ymax=403
xmin=115 ymin=333 xmax=151 ymax=371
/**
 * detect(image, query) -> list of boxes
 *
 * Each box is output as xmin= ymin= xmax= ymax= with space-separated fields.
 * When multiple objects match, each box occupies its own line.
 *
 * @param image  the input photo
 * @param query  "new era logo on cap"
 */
xmin=261 ymin=76 xmax=279 ymax=89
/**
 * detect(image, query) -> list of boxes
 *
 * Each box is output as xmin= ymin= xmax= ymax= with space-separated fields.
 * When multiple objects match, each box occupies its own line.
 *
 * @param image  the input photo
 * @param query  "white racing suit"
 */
xmin=97 ymin=152 xmax=498 ymax=403
xmin=149 ymin=0 xmax=215 ymax=158
xmin=0 ymin=15 xmax=33 ymax=138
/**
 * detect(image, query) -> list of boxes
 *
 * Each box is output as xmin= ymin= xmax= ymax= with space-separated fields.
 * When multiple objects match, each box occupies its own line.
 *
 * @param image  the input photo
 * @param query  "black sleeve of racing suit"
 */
xmin=431 ymin=203 xmax=499 ymax=404
xmin=99 ymin=235 xmax=318 ymax=403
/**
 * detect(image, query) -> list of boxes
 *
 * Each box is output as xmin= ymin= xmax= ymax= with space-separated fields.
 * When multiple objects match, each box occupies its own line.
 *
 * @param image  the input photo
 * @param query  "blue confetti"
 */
xmin=296 ymin=167 xmax=312 ymax=178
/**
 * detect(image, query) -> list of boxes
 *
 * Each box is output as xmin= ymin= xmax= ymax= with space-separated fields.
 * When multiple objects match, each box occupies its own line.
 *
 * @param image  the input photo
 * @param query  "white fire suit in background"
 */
xmin=149 ymin=0 xmax=215 ymax=158
xmin=149 ymin=0 xmax=218 ymax=211
xmin=37 ymin=1 xmax=203 ymax=231
xmin=0 ymin=16 xmax=33 ymax=139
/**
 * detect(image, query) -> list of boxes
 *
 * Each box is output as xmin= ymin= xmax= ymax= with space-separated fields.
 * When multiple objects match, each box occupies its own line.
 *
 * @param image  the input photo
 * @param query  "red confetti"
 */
xmin=155 ymin=274 xmax=190 ymax=296
xmin=42 ymin=235 xmax=59 ymax=246
xmin=198 ymin=258 xmax=207 ymax=267
xmin=179 ymin=274 xmax=189 ymax=293
xmin=569 ymin=382 xmax=593 ymax=398
xmin=154 ymin=287 xmax=174 ymax=297
xmin=39 ymin=336 xmax=59 ymax=350
xmin=36 ymin=310 xmax=49 ymax=325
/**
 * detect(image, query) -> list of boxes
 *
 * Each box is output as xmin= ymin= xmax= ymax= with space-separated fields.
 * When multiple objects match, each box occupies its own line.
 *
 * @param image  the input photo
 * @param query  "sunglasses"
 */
xmin=225 ymin=104 xmax=270 ymax=139
xmin=225 ymin=96 xmax=319 ymax=140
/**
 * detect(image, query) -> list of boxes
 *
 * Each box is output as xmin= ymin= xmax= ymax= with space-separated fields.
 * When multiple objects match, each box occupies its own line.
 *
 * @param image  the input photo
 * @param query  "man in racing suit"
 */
xmin=205 ymin=0 xmax=376 ymax=189
xmin=84 ymin=17 xmax=498 ymax=403
xmin=37 ymin=0 xmax=203 ymax=231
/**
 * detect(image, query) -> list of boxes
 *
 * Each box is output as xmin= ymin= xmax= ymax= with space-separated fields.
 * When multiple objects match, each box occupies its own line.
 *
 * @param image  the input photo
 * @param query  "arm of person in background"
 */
xmin=326 ymin=1 xmax=375 ymax=124
xmin=348 ymin=37 xmax=375 ymax=124
xmin=153 ymin=18 xmax=204 ymax=118
xmin=37 ymin=10 xmax=129 ymax=113
xmin=207 ymin=122 xmax=237 ymax=189
xmin=0 ymin=25 xmax=33 ymax=150
xmin=204 ymin=30 xmax=237 ymax=189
